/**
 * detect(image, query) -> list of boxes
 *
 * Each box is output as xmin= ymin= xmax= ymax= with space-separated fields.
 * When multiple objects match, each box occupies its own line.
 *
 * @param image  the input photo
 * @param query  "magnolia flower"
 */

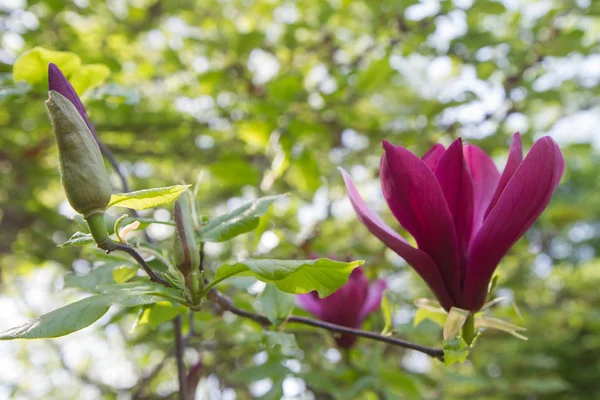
xmin=297 ymin=268 xmax=386 ymax=348
xmin=341 ymin=134 xmax=564 ymax=312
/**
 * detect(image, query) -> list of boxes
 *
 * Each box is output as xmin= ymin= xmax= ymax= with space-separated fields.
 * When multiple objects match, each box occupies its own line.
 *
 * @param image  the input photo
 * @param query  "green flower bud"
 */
xmin=173 ymin=192 xmax=201 ymax=302
xmin=45 ymin=91 xmax=112 ymax=218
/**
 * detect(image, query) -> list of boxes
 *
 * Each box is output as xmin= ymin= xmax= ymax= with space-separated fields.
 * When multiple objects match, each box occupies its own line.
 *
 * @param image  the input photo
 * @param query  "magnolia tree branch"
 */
xmin=207 ymin=290 xmax=444 ymax=360
xmin=173 ymin=316 xmax=188 ymax=400
xmin=101 ymin=240 xmax=171 ymax=287
xmin=132 ymin=350 xmax=174 ymax=399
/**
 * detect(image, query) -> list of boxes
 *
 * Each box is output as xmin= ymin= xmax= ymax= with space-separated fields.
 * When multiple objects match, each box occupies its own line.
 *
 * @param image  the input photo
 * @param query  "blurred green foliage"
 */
xmin=1 ymin=0 xmax=599 ymax=398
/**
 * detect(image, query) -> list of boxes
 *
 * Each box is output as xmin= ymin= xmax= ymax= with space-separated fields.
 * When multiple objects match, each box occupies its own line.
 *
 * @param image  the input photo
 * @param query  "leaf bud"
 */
xmin=173 ymin=192 xmax=201 ymax=301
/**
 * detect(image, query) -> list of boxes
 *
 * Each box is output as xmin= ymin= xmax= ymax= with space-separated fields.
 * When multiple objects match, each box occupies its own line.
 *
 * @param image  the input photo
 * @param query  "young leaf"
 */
xmin=380 ymin=290 xmax=393 ymax=336
xmin=443 ymin=307 xmax=470 ymax=341
xmin=67 ymin=64 xmax=111 ymax=93
xmin=135 ymin=302 xmax=186 ymax=329
xmin=13 ymin=47 xmax=81 ymax=85
xmin=475 ymin=316 xmax=528 ymax=340
xmin=259 ymin=284 xmax=296 ymax=324
xmin=0 ymin=289 xmax=168 ymax=340
xmin=210 ymin=258 xmax=363 ymax=297
xmin=112 ymin=265 xmax=139 ymax=283
xmin=58 ymin=231 xmax=94 ymax=248
xmin=198 ymin=195 xmax=282 ymax=242
xmin=107 ymin=185 xmax=191 ymax=210
xmin=443 ymin=337 xmax=470 ymax=366
xmin=228 ymin=360 xmax=289 ymax=383
xmin=413 ymin=298 xmax=447 ymax=328
xmin=262 ymin=331 xmax=298 ymax=352
xmin=414 ymin=308 xmax=447 ymax=328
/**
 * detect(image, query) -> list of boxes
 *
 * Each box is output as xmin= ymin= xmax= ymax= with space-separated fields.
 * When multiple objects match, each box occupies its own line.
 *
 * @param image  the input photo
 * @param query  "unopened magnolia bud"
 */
xmin=46 ymin=91 xmax=111 ymax=218
xmin=173 ymin=193 xmax=200 ymax=299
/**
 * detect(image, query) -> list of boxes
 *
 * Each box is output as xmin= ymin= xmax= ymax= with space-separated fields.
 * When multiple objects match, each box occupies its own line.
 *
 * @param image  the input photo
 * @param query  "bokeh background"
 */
xmin=1 ymin=0 xmax=600 ymax=398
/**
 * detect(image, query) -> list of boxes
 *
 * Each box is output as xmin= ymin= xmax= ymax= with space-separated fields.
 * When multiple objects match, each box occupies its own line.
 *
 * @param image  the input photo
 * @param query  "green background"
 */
xmin=1 ymin=0 xmax=599 ymax=398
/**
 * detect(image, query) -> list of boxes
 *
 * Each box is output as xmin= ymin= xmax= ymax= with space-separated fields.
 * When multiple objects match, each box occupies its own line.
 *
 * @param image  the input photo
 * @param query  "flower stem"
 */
xmin=461 ymin=312 xmax=476 ymax=345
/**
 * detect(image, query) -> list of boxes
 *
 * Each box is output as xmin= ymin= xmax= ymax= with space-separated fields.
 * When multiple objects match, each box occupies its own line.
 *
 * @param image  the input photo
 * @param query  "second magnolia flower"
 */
xmin=341 ymin=134 xmax=564 ymax=312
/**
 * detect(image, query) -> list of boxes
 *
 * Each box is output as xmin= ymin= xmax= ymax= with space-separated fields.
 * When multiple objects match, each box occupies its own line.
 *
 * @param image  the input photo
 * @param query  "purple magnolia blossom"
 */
xmin=297 ymin=268 xmax=386 ymax=348
xmin=341 ymin=134 xmax=564 ymax=312
xmin=48 ymin=63 xmax=96 ymax=138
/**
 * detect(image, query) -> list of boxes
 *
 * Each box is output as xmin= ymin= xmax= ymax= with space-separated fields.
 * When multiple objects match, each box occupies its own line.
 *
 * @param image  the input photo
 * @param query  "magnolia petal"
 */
xmin=463 ymin=144 xmax=500 ymax=235
xmin=485 ymin=133 xmax=523 ymax=218
xmin=422 ymin=143 xmax=445 ymax=170
xmin=464 ymin=137 xmax=565 ymax=311
xmin=340 ymin=167 xmax=456 ymax=310
xmin=48 ymin=63 xmax=96 ymax=137
xmin=357 ymin=279 xmax=387 ymax=323
xmin=434 ymin=138 xmax=474 ymax=284
xmin=381 ymin=141 xmax=461 ymax=303
xmin=318 ymin=273 xmax=368 ymax=328
xmin=296 ymin=293 xmax=324 ymax=319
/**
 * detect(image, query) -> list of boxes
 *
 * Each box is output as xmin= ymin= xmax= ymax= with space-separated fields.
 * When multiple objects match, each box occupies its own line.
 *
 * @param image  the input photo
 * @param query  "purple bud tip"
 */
xmin=47 ymin=62 xmax=96 ymax=137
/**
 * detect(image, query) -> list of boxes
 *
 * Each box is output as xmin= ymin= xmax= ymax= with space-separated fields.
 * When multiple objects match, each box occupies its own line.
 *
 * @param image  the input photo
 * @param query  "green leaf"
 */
xmin=107 ymin=185 xmax=191 ymax=210
xmin=355 ymin=56 xmax=396 ymax=92
xmin=378 ymin=369 xmax=420 ymax=397
xmin=262 ymin=331 xmax=298 ymax=352
xmin=380 ymin=290 xmax=393 ymax=335
xmin=211 ymin=258 xmax=363 ymax=297
xmin=68 ymin=64 xmax=111 ymax=94
xmin=259 ymin=284 xmax=296 ymax=324
xmin=229 ymin=360 xmax=289 ymax=383
xmin=135 ymin=301 xmax=186 ymax=329
xmin=0 ymin=289 xmax=169 ymax=340
xmin=414 ymin=308 xmax=447 ymax=328
xmin=286 ymin=150 xmax=321 ymax=195
xmin=58 ymin=231 xmax=94 ymax=248
xmin=237 ymin=120 xmax=273 ymax=151
xmin=64 ymin=264 xmax=118 ymax=292
xmin=199 ymin=195 xmax=282 ymax=242
xmin=13 ymin=47 xmax=81 ymax=85
xmin=112 ymin=265 xmax=139 ymax=283
xmin=443 ymin=337 xmax=470 ymax=366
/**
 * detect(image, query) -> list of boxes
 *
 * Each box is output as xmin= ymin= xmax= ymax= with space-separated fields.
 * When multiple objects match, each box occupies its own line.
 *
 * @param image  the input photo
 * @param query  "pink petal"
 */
xmin=340 ymin=167 xmax=456 ymax=310
xmin=422 ymin=144 xmax=445 ymax=170
xmin=463 ymin=144 xmax=500 ymax=236
xmin=319 ymin=275 xmax=367 ymax=327
xmin=484 ymin=133 xmax=523 ymax=218
xmin=296 ymin=293 xmax=324 ymax=318
xmin=434 ymin=138 xmax=474 ymax=281
xmin=380 ymin=141 xmax=462 ymax=302
xmin=357 ymin=279 xmax=387 ymax=323
xmin=463 ymin=137 xmax=565 ymax=311
xmin=48 ymin=63 xmax=96 ymax=138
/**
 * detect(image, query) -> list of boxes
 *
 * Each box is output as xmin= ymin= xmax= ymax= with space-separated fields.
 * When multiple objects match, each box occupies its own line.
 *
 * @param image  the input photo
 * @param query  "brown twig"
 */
xmin=173 ymin=316 xmax=188 ymax=400
xmin=131 ymin=349 xmax=175 ymax=399
xmin=102 ymin=240 xmax=170 ymax=287
xmin=207 ymin=290 xmax=444 ymax=360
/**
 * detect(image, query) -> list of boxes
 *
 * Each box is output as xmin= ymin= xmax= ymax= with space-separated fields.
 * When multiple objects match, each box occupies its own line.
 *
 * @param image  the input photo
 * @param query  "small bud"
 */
xmin=46 ymin=91 xmax=112 ymax=218
xmin=48 ymin=63 xmax=96 ymax=138
xmin=173 ymin=192 xmax=201 ymax=302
